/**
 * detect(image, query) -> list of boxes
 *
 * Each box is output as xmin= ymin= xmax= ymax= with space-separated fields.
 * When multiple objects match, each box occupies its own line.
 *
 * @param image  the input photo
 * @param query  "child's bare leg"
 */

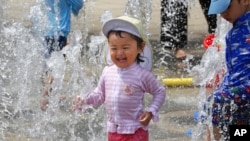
xmin=40 ymin=74 xmax=53 ymax=111
xmin=40 ymin=99 xmax=49 ymax=111
xmin=213 ymin=125 xmax=221 ymax=141
xmin=40 ymin=74 xmax=66 ymax=111
xmin=206 ymin=126 xmax=211 ymax=141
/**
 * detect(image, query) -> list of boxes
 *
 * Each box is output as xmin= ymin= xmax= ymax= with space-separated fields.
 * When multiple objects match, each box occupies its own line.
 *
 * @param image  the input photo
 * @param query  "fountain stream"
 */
xmin=0 ymin=0 xmax=233 ymax=141
xmin=190 ymin=16 xmax=232 ymax=140
xmin=0 ymin=0 xmax=156 ymax=140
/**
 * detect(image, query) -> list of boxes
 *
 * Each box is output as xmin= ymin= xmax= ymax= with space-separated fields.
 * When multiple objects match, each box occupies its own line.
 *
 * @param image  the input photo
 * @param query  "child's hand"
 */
xmin=139 ymin=111 xmax=153 ymax=126
xmin=71 ymin=96 xmax=84 ymax=111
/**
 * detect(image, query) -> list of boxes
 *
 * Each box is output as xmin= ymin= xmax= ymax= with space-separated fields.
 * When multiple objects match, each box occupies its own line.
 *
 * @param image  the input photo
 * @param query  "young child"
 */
xmin=72 ymin=15 xmax=166 ymax=141
xmin=208 ymin=0 xmax=250 ymax=140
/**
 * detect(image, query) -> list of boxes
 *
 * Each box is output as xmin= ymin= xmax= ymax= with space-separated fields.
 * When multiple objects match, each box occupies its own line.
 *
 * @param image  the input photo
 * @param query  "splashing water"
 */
xmin=0 ymin=0 xmax=156 ymax=140
xmin=190 ymin=16 xmax=232 ymax=141
xmin=0 ymin=0 xmax=107 ymax=140
xmin=124 ymin=0 xmax=152 ymax=38
xmin=0 ymin=0 xmax=231 ymax=141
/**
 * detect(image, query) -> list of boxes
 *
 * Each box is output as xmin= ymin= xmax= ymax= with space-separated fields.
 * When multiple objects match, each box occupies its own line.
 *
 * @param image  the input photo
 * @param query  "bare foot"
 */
xmin=175 ymin=49 xmax=188 ymax=69
xmin=40 ymin=99 xmax=49 ymax=111
xmin=175 ymin=49 xmax=187 ymax=59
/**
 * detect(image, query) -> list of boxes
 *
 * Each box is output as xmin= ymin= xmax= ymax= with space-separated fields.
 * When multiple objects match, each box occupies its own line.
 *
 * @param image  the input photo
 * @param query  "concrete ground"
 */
xmin=5 ymin=0 xmax=209 ymax=43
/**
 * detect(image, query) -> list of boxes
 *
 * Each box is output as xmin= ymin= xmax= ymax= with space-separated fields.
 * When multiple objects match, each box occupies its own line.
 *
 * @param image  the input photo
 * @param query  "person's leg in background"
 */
xmin=40 ymin=35 xmax=67 ymax=111
xmin=44 ymin=35 xmax=67 ymax=58
xmin=199 ymin=0 xmax=217 ymax=33
xmin=160 ymin=0 xmax=188 ymax=59
xmin=58 ymin=36 xmax=67 ymax=50
xmin=156 ymin=0 xmax=188 ymax=70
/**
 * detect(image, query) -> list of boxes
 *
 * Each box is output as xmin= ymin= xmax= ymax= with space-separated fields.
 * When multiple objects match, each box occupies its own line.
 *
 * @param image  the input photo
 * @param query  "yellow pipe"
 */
xmin=162 ymin=78 xmax=193 ymax=86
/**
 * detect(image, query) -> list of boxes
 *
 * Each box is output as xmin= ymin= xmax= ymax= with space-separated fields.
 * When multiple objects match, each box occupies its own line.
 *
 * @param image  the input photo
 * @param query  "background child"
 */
xmin=208 ymin=0 xmax=250 ymax=140
xmin=44 ymin=0 xmax=83 ymax=58
xmin=72 ymin=15 xmax=166 ymax=141
xmin=39 ymin=0 xmax=83 ymax=111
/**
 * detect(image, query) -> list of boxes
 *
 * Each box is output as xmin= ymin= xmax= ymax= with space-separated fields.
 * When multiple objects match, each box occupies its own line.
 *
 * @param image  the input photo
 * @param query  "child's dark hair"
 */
xmin=107 ymin=30 xmax=145 ymax=64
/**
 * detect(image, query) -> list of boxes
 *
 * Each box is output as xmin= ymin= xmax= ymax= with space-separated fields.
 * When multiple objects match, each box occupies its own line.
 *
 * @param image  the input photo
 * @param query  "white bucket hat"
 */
xmin=102 ymin=15 xmax=152 ymax=71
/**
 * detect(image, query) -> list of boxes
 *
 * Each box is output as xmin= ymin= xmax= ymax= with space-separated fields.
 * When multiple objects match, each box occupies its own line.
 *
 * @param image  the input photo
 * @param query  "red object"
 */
xmin=246 ymin=38 xmax=250 ymax=43
xmin=203 ymin=33 xmax=215 ymax=49
xmin=206 ymin=68 xmax=225 ymax=88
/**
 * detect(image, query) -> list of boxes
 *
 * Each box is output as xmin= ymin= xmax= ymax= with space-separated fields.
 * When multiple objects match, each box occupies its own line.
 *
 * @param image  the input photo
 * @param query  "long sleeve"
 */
xmin=142 ymin=71 xmax=166 ymax=122
xmin=83 ymin=63 xmax=166 ymax=134
xmin=84 ymin=67 xmax=106 ymax=106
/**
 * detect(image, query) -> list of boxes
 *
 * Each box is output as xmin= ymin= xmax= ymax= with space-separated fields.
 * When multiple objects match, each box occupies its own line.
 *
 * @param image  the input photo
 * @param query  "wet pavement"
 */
xmin=3 ymin=0 xmax=210 ymax=140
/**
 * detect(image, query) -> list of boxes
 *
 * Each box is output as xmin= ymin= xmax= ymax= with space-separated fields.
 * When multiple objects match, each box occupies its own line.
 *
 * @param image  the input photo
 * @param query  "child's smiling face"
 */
xmin=108 ymin=31 xmax=143 ymax=68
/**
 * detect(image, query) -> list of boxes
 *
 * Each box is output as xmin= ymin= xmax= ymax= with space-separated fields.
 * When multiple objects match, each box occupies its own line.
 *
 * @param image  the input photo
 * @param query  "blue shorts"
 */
xmin=44 ymin=36 xmax=67 ymax=58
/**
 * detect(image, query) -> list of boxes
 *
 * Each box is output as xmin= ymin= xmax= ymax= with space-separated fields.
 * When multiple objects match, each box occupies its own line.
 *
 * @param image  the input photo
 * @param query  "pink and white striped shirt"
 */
xmin=85 ymin=62 xmax=166 ymax=134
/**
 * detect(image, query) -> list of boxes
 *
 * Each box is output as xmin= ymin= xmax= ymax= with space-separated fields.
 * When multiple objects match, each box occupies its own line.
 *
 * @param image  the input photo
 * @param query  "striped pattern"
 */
xmin=85 ymin=63 xmax=166 ymax=134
